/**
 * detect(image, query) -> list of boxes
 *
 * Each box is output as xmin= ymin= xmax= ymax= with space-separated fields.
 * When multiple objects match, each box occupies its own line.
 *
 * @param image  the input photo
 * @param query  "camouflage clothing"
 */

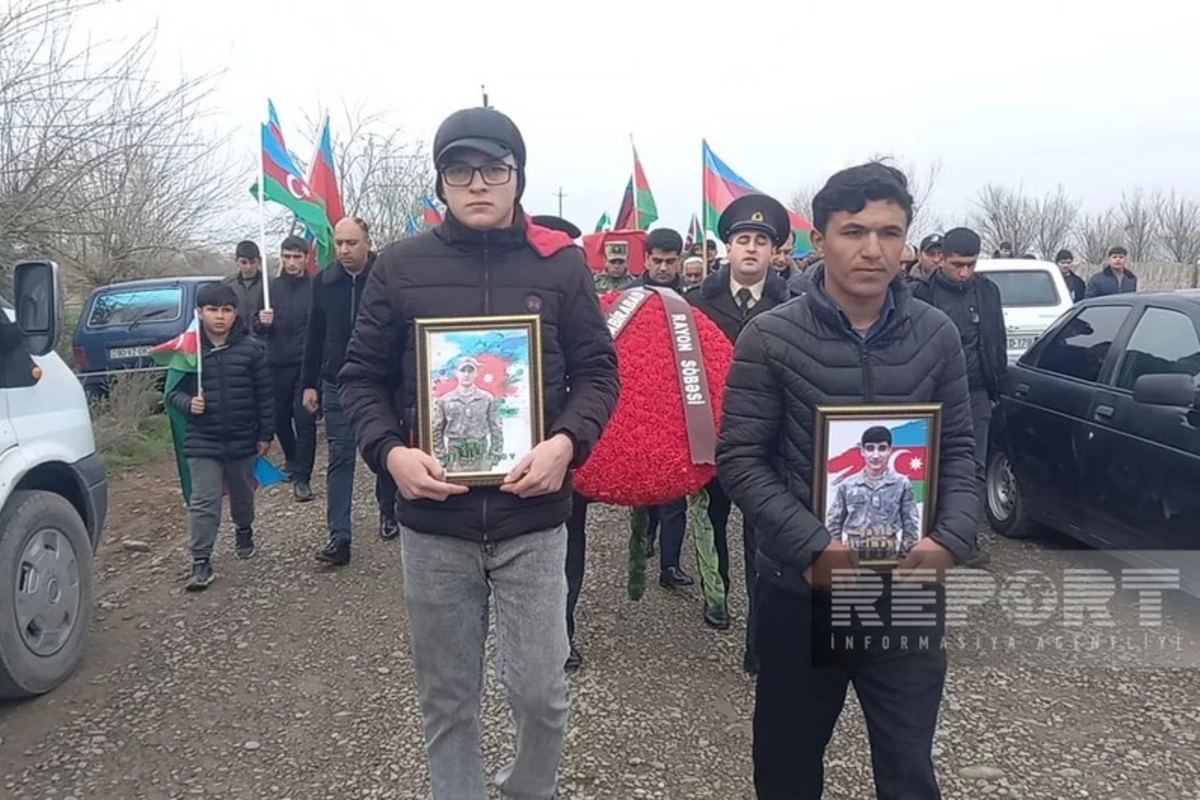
xmin=594 ymin=272 xmax=637 ymax=293
xmin=431 ymin=387 xmax=504 ymax=473
xmin=825 ymin=468 xmax=921 ymax=559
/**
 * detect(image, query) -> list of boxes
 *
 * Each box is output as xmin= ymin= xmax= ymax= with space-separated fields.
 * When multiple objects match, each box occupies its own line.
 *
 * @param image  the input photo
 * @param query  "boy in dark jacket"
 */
xmin=255 ymin=235 xmax=316 ymax=501
xmin=169 ymin=284 xmax=274 ymax=591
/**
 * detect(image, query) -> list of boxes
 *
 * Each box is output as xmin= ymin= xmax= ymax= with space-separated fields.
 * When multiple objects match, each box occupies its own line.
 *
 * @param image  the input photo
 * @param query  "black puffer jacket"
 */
xmin=167 ymin=321 xmax=275 ymax=460
xmin=911 ymin=271 xmax=1007 ymax=400
xmin=338 ymin=207 xmax=620 ymax=544
xmin=254 ymin=271 xmax=312 ymax=366
xmin=717 ymin=266 xmax=979 ymax=596
xmin=301 ymin=255 xmax=377 ymax=390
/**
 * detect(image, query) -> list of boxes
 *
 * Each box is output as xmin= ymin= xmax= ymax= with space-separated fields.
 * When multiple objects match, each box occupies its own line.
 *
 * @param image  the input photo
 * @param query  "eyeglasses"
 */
xmin=440 ymin=163 xmax=515 ymax=187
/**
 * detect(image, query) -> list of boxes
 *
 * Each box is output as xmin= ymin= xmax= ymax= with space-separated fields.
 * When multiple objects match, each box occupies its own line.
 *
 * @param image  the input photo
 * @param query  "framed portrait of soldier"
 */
xmin=413 ymin=314 xmax=545 ymax=486
xmin=811 ymin=404 xmax=943 ymax=567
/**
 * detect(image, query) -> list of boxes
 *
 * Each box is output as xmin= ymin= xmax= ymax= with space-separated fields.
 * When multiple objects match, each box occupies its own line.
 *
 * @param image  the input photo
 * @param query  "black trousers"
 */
xmin=645 ymin=498 xmax=687 ymax=573
xmin=753 ymin=580 xmax=947 ymax=800
xmin=272 ymin=363 xmax=316 ymax=482
xmin=565 ymin=492 xmax=589 ymax=642
xmin=706 ymin=478 xmax=758 ymax=656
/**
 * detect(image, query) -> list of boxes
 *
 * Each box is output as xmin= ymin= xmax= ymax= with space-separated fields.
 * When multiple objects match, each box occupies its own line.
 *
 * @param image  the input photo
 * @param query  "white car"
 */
xmin=975 ymin=258 xmax=1075 ymax=364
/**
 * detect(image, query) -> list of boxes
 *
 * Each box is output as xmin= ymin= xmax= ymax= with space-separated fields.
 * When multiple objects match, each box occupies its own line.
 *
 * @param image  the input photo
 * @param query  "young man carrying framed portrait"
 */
xmin=716 ymin=162 xmax=979 ymax=799
xmin=337 ymin=107 xmax=619 ymax=800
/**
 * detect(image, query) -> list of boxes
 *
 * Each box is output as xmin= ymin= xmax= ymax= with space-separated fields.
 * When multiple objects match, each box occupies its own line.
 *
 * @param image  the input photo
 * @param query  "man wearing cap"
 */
xmin=432 ymin=356 xmax=505 ymax=473
xmin=1056 ymin=249 xmax=1086 ymax=302
xmin=912 ymin=226 xmax=1006 ymax=568
xmin=687 ymin=194 xmax=791 ymax=673
xmin=909 ymin=233 xmax=943 ymax=280
xmin=225 ymin=240 xmax=266 ymax=331
xmin=595 ymin=240 xmax=637 ymax=292
xmin=338 ymin=106 xmax=619 ymax=800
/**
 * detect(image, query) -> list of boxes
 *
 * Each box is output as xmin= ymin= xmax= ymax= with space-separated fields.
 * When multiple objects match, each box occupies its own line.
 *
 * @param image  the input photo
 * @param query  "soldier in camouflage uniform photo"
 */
xmin=431 ymin=357 xmax=505 ymax=473
xmin=824 ymin=425 xmax=922 ymax=561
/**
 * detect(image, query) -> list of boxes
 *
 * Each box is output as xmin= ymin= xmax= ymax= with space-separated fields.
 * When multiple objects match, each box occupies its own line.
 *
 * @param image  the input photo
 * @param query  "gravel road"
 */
xmin=2 ymin=452 xmax=1199 ymax=799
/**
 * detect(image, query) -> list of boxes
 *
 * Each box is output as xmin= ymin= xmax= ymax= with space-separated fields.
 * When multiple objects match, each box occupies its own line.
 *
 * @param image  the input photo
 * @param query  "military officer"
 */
xmin=431 ymin=356 xmax=505 ymax=473
xmin=687 ymin=193 xmax=793 ymax=675
xmin=594 ymin=240 xmax=637 ymax=292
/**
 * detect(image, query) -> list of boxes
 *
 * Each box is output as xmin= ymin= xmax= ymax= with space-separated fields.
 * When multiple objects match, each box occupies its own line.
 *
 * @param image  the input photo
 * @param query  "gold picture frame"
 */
xmin=811 ymin=404 xmax=943 ymax=567
xmin=413 ymin=314 xmax=545 ymax=487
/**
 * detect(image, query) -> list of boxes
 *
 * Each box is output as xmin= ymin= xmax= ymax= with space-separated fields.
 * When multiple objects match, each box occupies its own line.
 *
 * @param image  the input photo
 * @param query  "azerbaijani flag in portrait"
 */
xmin=827 ymin=419 xmax=929 ymax=501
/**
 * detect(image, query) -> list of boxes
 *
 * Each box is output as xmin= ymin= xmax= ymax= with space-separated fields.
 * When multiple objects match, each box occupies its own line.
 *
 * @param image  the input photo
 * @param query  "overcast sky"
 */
xmin=83 ymin=0 xmax=1200 ymax=243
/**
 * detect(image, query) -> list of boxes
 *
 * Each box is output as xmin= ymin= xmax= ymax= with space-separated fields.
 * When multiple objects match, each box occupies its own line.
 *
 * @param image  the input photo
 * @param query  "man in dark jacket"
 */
xmin=687 ymin=193 xmax=791 ymax=677
xmin=1085 ymin=245 xmax=1138 ymax=297
xmin=338 ymin=107 xmax=619 ymax=800
xmin=1056 ymin=249 xmax=1086 ymax=303
xmin=718 ymin=162 xmax=978 ymax=799
xmin=633 ymin=227 xmax=694 ymax=589
xmin=301 ymin=217 xmax=399 ymax=565
xmin=224 ymin=240 xmax=266 ymax=331
xmin=255 ymin=235 xmax=316 ymax=501
xmin=911 ymin=227 xmax=1006 ymax=567
xmin=168 ymin=283 xmax=274 ymax=590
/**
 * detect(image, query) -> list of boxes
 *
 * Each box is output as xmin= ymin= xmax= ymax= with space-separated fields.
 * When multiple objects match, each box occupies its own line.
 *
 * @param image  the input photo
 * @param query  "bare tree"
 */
xmin=972 ymin=184 xmax=1036 ymax=256
xmin=1117 ymin=187 xmax=1160 ymax=262
xmin=1 ymin=0 xmax=232 ymax=289
xmin=1155 ymin=190 xmax=1200 ymax=265
xmin=788 ymin=182 xmax=818 ymax=226
xmin=298 ymin=101 xmax=435 ymax=247
xmin=1029 ymin=184 xmax=1080 ymax=260
xmin=1078 ymin=210 xmax=1122 ymax=264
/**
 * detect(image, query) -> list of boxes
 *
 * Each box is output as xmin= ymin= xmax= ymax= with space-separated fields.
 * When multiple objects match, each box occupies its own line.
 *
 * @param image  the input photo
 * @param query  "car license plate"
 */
xmin=1008 ymin=336 xmax=1036 ymax=351
xmin=108 ymin=345 xmax=153 ymax=360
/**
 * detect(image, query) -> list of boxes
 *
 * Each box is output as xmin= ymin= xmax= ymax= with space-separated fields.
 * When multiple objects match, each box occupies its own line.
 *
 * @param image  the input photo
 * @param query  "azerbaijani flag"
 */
xmin=422 ymin=196 xmax=444 ymax=226
xmin=267 ymin=100 xmax=285 ymax=147
xmin=152 ymin=313 xmax=201 ymax=504
xmin=614 ymin=141 xmax=657 ymax=230
xmin=303 ymin=115 xmax=344 ymax=269
xmin=827 ymin=419 xmax=929 ymax=502
xmin=702 ymin=140 xmax=813 ymax=252
xmin=406 ymin=215 xmax=420 ymax=237
xmin=595 ymin=211 xmax=612 ymax=232
xmin=685 ymin=213 xmax=702 ymax=251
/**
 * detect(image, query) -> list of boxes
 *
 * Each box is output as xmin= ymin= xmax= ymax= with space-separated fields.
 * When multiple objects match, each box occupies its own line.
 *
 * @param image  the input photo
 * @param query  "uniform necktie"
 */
xmin=736 ymin=287 xmax=753 ymax=318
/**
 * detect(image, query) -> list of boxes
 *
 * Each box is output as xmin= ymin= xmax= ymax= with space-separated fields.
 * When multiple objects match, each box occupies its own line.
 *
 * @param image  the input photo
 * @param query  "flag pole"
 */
xmin=258 ymin=110 xmax=272 ymax=311
xmin=629 ymin=133 xmax=638 ymax=231
xmin=194 ymin=309 xmax=204 ymax=398
xmin=700 ymin=139 xmax=708 ymax=273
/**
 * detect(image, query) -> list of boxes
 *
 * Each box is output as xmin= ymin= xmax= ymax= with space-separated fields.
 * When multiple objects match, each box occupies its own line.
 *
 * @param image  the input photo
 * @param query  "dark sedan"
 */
xmin=985 ymin=290 xmax=1200 ymax=595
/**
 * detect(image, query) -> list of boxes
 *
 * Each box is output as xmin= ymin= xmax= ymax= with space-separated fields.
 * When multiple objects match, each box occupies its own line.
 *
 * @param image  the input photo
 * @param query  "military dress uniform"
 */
xmin=687 ymin=193 xmax=793 ymax=674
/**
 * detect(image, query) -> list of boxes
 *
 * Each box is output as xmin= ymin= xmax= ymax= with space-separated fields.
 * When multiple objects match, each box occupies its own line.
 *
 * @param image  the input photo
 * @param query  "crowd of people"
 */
xmin=167 ymin=103 xmax=1147 ymax=799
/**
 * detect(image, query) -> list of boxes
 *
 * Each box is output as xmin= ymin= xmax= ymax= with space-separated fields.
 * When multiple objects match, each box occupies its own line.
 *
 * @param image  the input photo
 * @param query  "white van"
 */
xmin=0 ymin=260 xmax=108 ymax=699
xmin=975 ymin=258 xmax=1075 ymax=364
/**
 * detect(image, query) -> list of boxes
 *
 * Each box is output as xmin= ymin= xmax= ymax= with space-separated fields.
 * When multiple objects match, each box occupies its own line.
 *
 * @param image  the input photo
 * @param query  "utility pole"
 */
xmin=481 ymin=84 xmax=489 ymax=108
xmin=554 ymin=186 xmax=568 ymax=217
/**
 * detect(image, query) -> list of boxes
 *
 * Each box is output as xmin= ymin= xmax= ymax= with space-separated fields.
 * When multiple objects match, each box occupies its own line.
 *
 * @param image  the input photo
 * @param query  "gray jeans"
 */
xmin=400 ymin=524 xmax=570 ymax=800
xmin=187 ymin=456 xmax=256 ymax=562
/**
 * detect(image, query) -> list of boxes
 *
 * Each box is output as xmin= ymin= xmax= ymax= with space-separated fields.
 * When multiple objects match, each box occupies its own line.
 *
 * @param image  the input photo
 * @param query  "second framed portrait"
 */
xmin=812 ymin=404 xmax=943 ymax=567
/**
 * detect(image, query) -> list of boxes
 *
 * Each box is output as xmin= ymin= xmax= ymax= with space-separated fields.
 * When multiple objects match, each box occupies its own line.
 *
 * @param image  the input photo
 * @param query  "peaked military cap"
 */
xmin=531 ymin=214 xmax=582 ymax=240
xmin=718 ymin=194 xmax=791 ymax=248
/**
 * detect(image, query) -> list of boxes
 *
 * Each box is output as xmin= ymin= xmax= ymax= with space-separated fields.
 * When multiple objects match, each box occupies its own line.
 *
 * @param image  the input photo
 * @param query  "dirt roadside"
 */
xmin=1 ymin=449 xmax=1199 ymax=799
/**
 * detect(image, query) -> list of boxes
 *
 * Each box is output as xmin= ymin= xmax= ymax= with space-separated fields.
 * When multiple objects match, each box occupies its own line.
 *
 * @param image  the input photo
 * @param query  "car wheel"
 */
xmin=0 ymin=490 xmax=95 ymax=699
xmin=985 ymin=449 xmax=1037 ymax=539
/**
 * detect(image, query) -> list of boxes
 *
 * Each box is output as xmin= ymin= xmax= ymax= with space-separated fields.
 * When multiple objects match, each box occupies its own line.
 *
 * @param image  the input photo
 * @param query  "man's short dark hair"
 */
xmin=941 ymin=227 xmax=982 ymax=258
xmin=1056 ymin=249 xmax=1073 ymax=262
xmin=235 ymin=240 xmax=260 ymax=261
xmin=811 ymin=162 xmax=914 ymax=233
xmin=1108 ymin=245 xmax=1128 ymax=257
xmin=645 ymin=228 xmax=683 ymax=255
xmin=860 ymin=425 xmax=892 ymax=447
xmin=197 ymin=282 xmax=238 ymax=309
xmin=281 ymin=235 xmax=309 ymax=254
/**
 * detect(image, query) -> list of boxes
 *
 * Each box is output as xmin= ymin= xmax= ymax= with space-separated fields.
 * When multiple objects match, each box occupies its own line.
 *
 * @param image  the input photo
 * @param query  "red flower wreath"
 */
xmin=574 ymin=290 xmax=734 ymax=507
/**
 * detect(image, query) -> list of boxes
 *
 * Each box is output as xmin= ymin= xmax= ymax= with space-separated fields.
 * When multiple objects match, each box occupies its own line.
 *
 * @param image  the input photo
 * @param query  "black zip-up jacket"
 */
xmin=254 ymin=271 xmax=313 ymax=367
xmin=717 ymin=266 xmax=979 ymax=597
xmin=1063 ymin=270 xmax=1086 ymax=303
xmin=685 ymin=264 xmax=791 ymax=344
xmin=167 ymin=321 xmax=274 ymax=460
xmin=1085 ymin=264 xmax=1138 ymax=298
xmin=911 ymin=271 xmax=1007 ymax=401
xmin=301 ymin=254 xmax=376 ymax=390
xmin=338 ymin=208 xmax=620 ymax=544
